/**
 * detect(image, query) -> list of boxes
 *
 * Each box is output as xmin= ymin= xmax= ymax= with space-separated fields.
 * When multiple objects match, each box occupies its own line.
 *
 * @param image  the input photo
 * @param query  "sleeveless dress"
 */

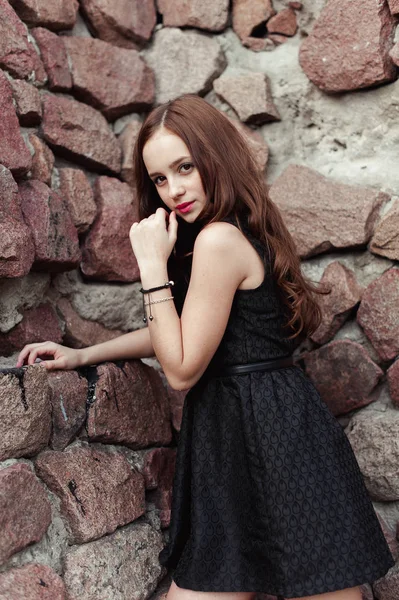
xmin=158 ymin=215 xmax=395 ymax=597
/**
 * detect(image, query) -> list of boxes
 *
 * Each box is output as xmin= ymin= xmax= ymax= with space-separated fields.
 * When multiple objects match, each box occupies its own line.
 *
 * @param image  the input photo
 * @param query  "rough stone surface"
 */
xmin=142 ymin=448 xmax=176 ymax=528
xmin=230 ymin=118 xmax=269 ymax=172
xmin=42 ymin=94 xmax=122 ymax=174
xmin=387 ymin=360 xmax=399 ymax=408
xmin=31 ymin=27 xmax=72 ymax=92
xmin=0 ymin=304 xmax=63 ymax=357
xmin=64 ymin=37 xmax=154 ymax=120
xmin=357 ymin=268 xmax=399 ymax=362
xmin=81 ymin=176 xmax=139 ymax=282
xmin=214 ymin=72 xmax=280 ymax=125
xmin=9 ymin=0 xmax=78 ymax=30
xmin=28 ymin=134 xmax=55 ymax=186
xmin=0 ymin=366 xmax=51 ymax=461
xmin=0 ymin=165 xmax=34 ymax=279
xmin=370 ymin=200 xmax=399 ymax=261
xmin=87 ymin=361 xmax=172 ymax=448
xmin=166 ymin=386 xmax=186 ymax=433
xmin=35 ymin=444 xmax=145 ymax=544
xmin=57 ymin=297 xmax=123 ymax=350
xmin=63 ymin=521 xmax=164 ymax=600
xmin=388 ymin=0 xmax=399 ymax=15
xmin=268 ymin=33 xmax=289 ymax=46
xmin=79 ymin=0 xmax=156 ymax=49
xmin=0 ymin=0 xmax=46 ymax=83
xmin=333 ymin=319 xmax=380 ymax=366
xmin=118 ymin=119 xmax=142 ymax=187
xmin=9 ymin=79 xmax=41 ymax=126
xmin=373 ymin=563 xmax=399 ymax=599
xmin=19 ymin=180 xmax=81 ymax=272
xmin=299 ymin=0 xmax=397 ymax=93
xmin=267 ymin=8 xmax=297 ymax=36
xmin=0 ymin=221 xmax=35 ymax=279
xmin=232 ymin=0 xmax=275 ymax=43
xmin=0 ymin=563 xmax=66 ymax=599
xmin=144 ymin=28 xmax=226 ymax=104
xmin=346 ymin=406 xmax=399 ymax=501
xmin=0 ymin=272 xmax=50 ymax=333
xmin=57 ymin=168 xmax=97 ymax=233
xmin=0 ymin=463 xmax=52 ymax=564
xmin=0 ymin=71 xmax=32 ymax=177
xmin=310 ymin=261 xmax=363 ymax=345
xmin=47 ymin=371 xmax=88 ymax=451
xmin=304 ymin=340 xmax=383 ymax=416
xmin=158 ymin=0 xmax=229 ymax=32
xmin=53 ymin=270 xmax=144 ymax=331
xmin=268 ymin=165 xmax=388 ymax=259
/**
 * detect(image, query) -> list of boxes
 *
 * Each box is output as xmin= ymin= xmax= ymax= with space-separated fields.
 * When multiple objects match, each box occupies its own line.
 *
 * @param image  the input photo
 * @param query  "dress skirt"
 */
xmin=159 ymin=366 xmax=395 ymax=597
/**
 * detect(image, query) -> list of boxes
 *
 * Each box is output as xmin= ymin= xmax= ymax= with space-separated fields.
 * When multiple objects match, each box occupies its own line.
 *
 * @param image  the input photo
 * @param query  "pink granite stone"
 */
xmin=158 ymin=0 xmax=229 ymax=32
xmin=79 ymin=0 xmax=156 ymax=48
xmin=0 ymin=304 xmax=62 ymax=357
xmin=58 ymin=168 xmax=97 ymax=233
xmin=0 ymin=0 xmax=46 ymax=83
xmin=304 ymin=340 xmax=383 ymax=416
xmin=311 ymin=262 xmax=363 ymax=345
xmin=214 ymin=72 xmax=280 ymax=125
xmin=0 ymin=463 xmax=51 ymax=564
xmin=268 ymin=164 xmax=388 ymax=258
xmin=142 ymin=447 xmax=176 ymax=527
xmin=9 ymin=0 xmax=78 ymax=30
xmin=0 ymin=70 xmax=32 ymax=177
xmin=87 ymin=360 xmax=172 ymax=448
xmin=118 ymin=120 xmax=142 ymax=187
xmin=0 ymin=564 xmax=66 ymax=600
xmin=357 ymin=268 xmax=399 ymax=361
xmin=81 ymin=176 xmax=140 ymax=282
xmin=232 ymin=0 xmax=275 ymax=42
xmin=267 ymin=8 xmax=297 ymax=36
xmin=64 ymin=36 xmax=154 ymax=120
xmin=387 ymin=359 xmax=399 ymax=408
xmin=0 ymin=165 xmax=34 ymax=278
xmin=299 ymin=0 xmax=397 ymax=92
xmin=35 ymin=445 xmax=145 ymax=543
xmin=387 ymin=0 xmax=399 ymax=15
xmin=57 ymin=297 xmax=123 ymax=350
xmin=42 ymin=94 xmax=122 ymax=173
xmin=0 ymin=366 xmax=51 ymax=461
xmin=48 ymin=370 xmax=88 ymax=451
xmin=28 ymin=134 xmax=55 ymax=186
xmin=31 ymin=27 xmax=72 ymax=92
xmin=19 ymin=180 xmax=81 ymax=272
xmin=9 ymin=79 xmax=42 ymax=126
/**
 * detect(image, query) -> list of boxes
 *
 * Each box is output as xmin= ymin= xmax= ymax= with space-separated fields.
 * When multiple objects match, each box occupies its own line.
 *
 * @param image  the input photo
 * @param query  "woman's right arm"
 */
xmin=16 ymin=327 xmax=155 ymax=371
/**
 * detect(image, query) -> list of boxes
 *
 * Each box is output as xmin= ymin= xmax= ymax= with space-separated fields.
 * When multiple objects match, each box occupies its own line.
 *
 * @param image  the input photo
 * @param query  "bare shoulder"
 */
xmin=193 ymin=221 xmax=248 ymax=254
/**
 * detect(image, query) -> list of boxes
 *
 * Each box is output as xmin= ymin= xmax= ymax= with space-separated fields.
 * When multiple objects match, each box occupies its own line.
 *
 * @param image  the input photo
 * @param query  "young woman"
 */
xmin=17 ymin=95 xmax=394 ymax=600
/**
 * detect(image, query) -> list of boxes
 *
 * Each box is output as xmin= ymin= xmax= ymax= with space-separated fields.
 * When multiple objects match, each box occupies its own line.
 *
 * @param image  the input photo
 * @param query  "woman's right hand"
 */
xmin=16 ymin=342 xmax=83 ymax=371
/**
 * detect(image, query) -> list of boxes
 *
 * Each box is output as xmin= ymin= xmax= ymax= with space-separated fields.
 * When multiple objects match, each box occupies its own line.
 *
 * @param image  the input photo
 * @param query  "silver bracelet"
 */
xmin=145 ymin=296 xmax=174 ymax=307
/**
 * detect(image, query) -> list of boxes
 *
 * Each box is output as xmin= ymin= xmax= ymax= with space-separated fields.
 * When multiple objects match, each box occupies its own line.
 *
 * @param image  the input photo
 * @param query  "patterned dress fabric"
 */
xmin=159 ymin=215 xmax=395 ymax=597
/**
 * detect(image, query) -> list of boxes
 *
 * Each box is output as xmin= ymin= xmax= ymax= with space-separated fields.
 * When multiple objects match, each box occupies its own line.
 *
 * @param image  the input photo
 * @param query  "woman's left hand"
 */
xmin=129 ymin=207 xmax=178 ymax=269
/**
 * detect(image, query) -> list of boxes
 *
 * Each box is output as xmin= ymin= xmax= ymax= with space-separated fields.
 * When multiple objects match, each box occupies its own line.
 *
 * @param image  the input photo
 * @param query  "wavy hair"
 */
xmin=133 ymin=94 xmax=324 ymax=339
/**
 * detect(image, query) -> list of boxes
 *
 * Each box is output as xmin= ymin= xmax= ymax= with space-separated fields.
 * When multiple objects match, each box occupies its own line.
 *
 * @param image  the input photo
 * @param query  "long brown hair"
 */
xmin=133 ymin=94 xmax=323 ymax=339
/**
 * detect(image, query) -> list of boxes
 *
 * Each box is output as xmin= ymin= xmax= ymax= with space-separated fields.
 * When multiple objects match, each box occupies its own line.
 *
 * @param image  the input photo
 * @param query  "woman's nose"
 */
xmin=169 ymin=180 xmax=185 ymax=199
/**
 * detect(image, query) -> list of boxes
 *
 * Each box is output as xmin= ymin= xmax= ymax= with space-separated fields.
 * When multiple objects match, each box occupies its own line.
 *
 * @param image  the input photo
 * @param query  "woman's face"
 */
xmin=142 ymin=127 xmax=207 ymax=223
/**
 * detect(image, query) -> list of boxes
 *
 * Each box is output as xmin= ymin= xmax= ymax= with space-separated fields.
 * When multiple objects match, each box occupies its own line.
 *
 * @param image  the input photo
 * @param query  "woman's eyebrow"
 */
xmin=149 ymin=156 xmax=191 ymax=178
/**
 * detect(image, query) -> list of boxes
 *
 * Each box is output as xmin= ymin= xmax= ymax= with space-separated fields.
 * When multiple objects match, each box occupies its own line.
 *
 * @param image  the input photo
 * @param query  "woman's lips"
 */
xmin=176 ymin=201 xmax=195 ymax=213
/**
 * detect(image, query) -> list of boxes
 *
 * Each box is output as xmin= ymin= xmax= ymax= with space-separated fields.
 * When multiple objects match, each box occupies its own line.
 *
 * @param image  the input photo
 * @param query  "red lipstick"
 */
xmin=176 ymin=201 xmax=195 ymax=213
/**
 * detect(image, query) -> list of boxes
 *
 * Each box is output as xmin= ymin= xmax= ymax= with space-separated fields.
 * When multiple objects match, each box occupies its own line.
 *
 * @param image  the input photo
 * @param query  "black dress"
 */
xmin=159 ymin=215 xmax=395 ymax=597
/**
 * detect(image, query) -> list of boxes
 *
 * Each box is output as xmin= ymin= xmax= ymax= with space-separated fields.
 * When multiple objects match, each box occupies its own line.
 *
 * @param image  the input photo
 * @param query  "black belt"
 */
xmin=207 ymin=356 xmax=295 ymax=378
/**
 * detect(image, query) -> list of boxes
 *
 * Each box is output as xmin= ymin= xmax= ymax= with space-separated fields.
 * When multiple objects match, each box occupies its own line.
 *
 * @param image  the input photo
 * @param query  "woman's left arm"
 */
xmin=130 ymin=208 xmax=247 ymax=390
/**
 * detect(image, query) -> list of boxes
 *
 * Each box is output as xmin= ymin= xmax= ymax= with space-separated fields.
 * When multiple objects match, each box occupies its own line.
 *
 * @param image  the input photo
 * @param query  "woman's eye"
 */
xmin=153 ymin=176 xmax=165 ymax=186
xmin=179 ymin=163 xmax=193 ymax=173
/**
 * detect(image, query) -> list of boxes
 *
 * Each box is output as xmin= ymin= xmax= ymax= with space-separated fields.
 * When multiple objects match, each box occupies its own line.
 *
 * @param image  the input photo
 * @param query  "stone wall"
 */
xmin=1 ymin=0 xmax=399 ymax=598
